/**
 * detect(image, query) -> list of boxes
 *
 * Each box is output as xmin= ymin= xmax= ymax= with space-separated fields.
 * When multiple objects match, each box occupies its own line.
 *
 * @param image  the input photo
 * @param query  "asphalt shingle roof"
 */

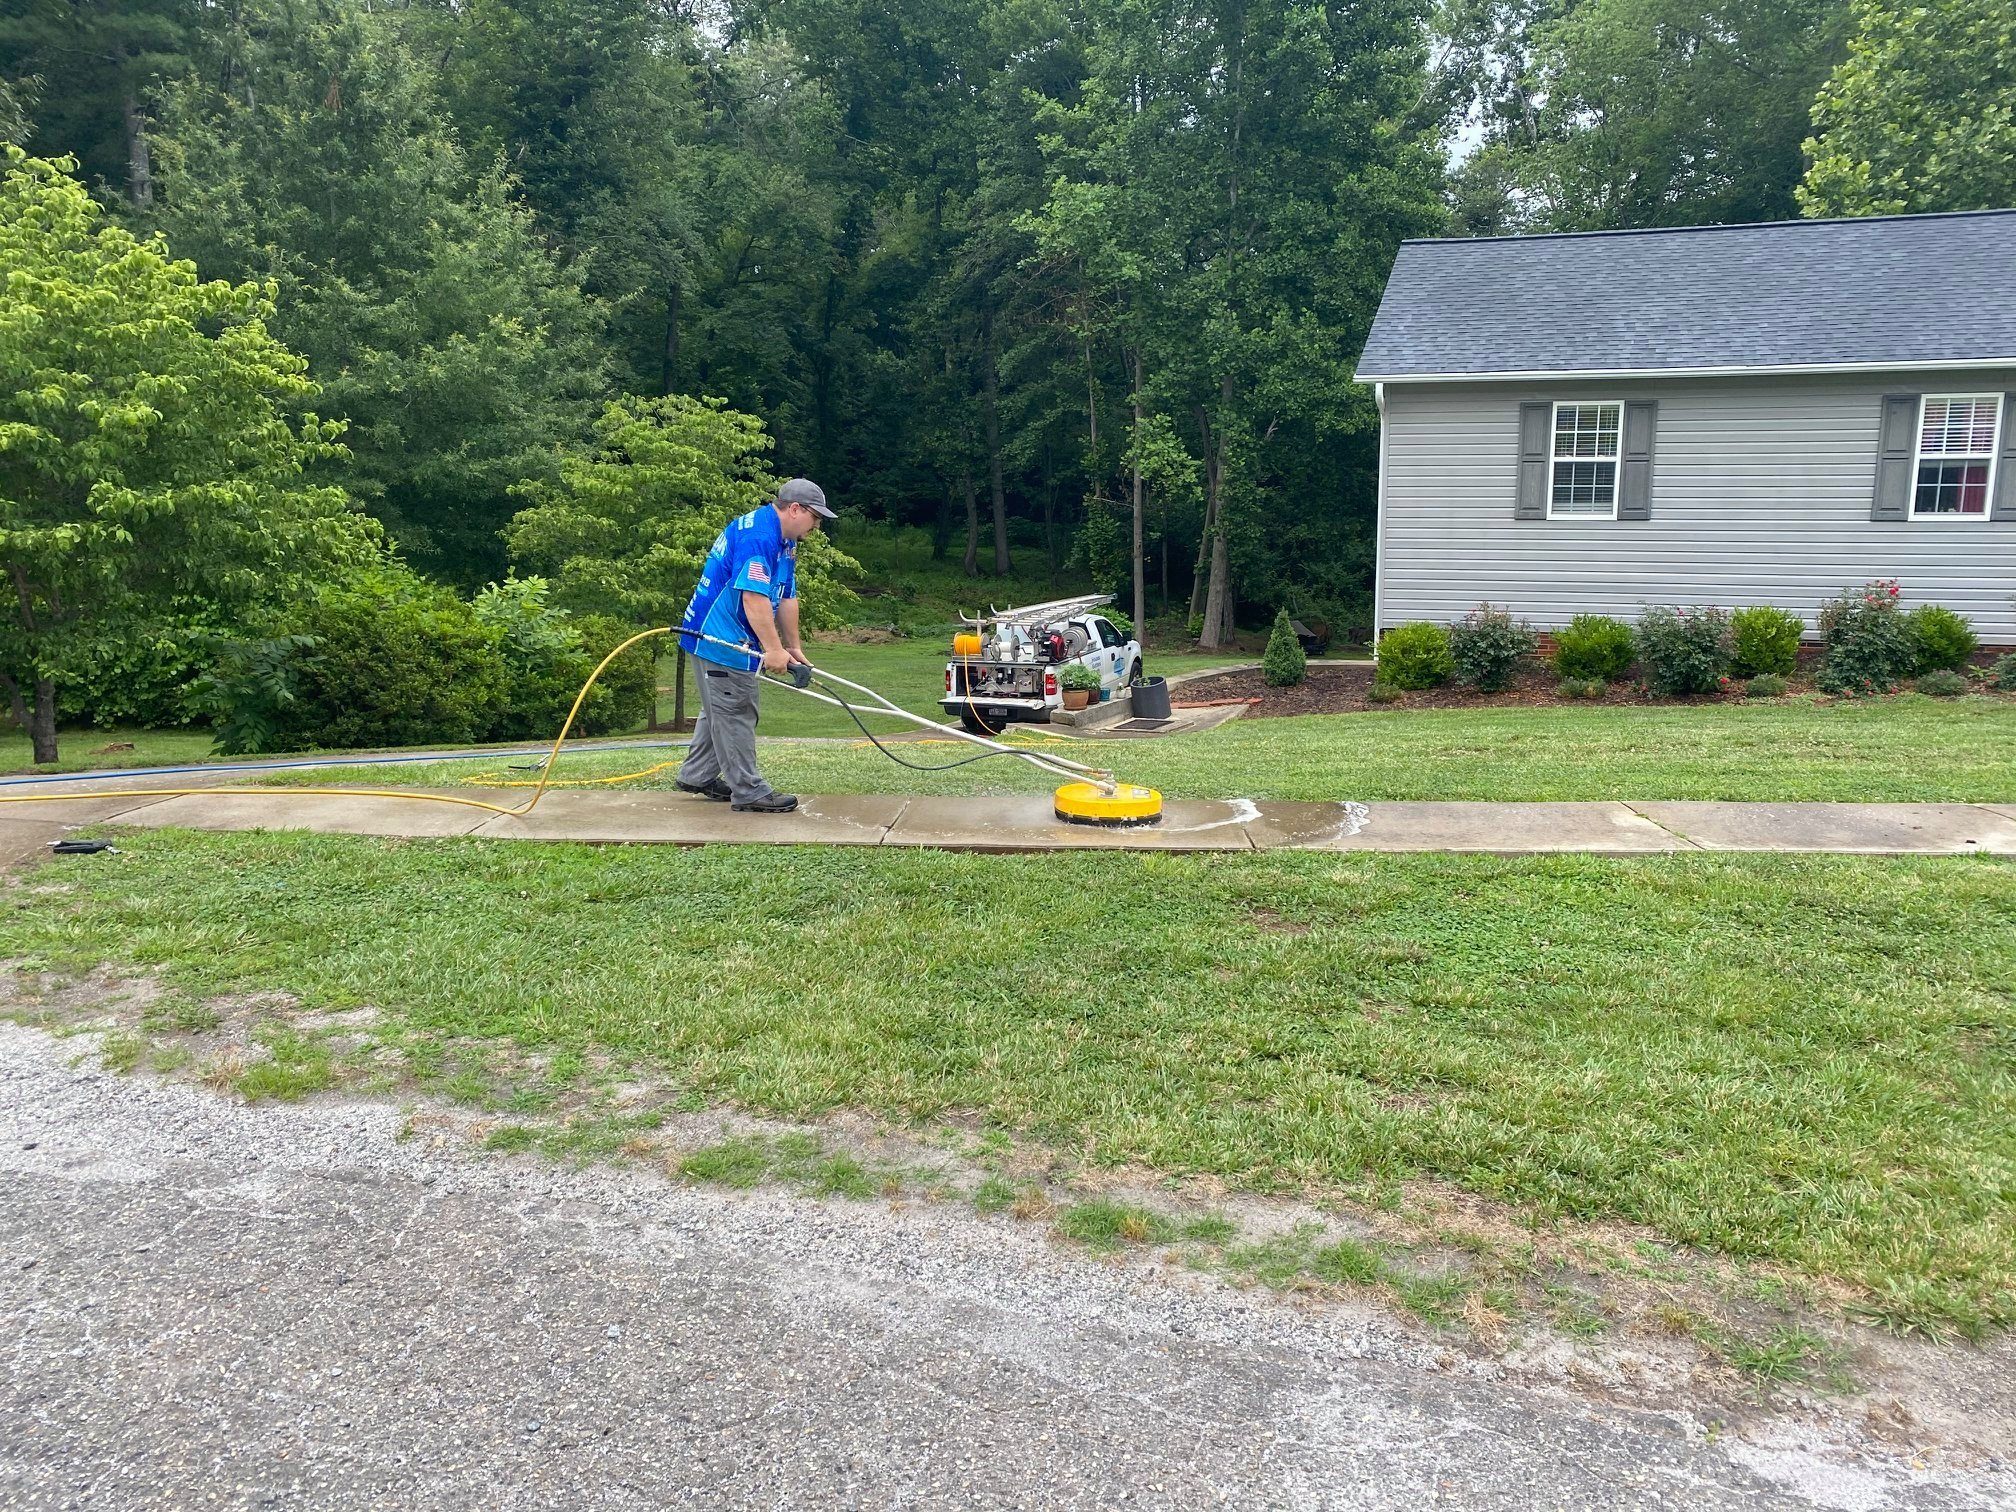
xmin=1354 ymin=210 xmax=2016 ymax=380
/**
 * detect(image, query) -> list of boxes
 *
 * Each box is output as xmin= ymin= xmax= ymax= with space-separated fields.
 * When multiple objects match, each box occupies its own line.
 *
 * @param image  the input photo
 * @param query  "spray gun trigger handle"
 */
xmin=790 ymin=662 xmax=814 ymax=690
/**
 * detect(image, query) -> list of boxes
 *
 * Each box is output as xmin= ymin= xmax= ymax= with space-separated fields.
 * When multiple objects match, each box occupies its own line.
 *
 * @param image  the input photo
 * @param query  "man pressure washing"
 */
xmin=674 ymin=478 xmax=835 ymax=813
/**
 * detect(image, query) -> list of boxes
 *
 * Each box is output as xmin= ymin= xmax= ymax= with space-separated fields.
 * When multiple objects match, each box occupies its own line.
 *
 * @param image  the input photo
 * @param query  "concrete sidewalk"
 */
xmin=4 ymin=770 xmax=2015 ymax=855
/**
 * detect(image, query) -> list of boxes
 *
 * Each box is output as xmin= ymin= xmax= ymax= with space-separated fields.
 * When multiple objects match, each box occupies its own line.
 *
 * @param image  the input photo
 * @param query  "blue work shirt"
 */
xmin=679 ymin=505 xmax=798 ymax=671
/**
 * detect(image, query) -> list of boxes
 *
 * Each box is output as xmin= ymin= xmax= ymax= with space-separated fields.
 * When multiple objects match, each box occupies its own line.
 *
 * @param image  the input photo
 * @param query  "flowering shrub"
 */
xmin=1635 ymin=605 xmax=1732 ymax=695
xmin=1817 ymin=579 xmax=1914 ymax=694
xmin=1729 ymin=606 xmax=1804 ymax=677
xmin=1449 ymin=603 xmax=1539 ymax=691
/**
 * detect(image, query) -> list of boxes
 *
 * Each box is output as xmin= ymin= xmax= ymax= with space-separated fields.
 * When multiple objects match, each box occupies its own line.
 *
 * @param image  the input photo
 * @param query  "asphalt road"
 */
xmin=1 ymin=1024 xmax=2005 ymax=1510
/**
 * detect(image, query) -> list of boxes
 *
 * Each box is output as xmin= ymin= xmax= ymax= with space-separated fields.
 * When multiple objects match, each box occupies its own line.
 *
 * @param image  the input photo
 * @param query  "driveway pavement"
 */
xmin=5 ymin=770 xmax=2016 ymax=856
xmin=3 ymin=1025 xmax=2005 ymax=1510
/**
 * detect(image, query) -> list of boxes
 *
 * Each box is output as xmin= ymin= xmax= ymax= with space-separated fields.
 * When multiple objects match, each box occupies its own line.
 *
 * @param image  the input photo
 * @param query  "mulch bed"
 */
xmin=1173 ymin=662 xmax=2012 ymax=719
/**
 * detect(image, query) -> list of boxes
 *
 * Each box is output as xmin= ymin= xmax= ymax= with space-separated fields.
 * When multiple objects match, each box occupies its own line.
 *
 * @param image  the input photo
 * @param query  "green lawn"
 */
xmin=11 ymin=832 xmax=2012 ymax=1337
xmin=277 ymin=692 xmax=2016 ymax=804
xmin=0 ymin=726 xmax=220 ymax=776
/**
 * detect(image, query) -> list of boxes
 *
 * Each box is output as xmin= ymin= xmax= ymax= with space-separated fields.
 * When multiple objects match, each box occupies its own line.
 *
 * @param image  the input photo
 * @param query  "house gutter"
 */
xmin=1357 ymin=356 xmax=2016 ymax=384
xmin=1371 ymin=381 xmax=1387 ymax=646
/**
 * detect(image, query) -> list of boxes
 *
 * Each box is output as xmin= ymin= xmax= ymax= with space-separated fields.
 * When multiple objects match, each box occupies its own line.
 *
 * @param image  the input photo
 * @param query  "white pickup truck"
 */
xmin=940 ymin=595 xmax=1145 ymax=733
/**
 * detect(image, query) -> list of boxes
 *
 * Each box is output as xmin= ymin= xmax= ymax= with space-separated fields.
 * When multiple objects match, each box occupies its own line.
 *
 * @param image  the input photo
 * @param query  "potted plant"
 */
xmin=1060 ymin=663 xmax=1100 ymax=710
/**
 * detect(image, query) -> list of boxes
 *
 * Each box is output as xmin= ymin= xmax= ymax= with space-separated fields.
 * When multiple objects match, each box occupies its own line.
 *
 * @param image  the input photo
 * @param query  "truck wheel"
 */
xmin=1127 ymin=658 xmax=1146 ymax=686
xmin=960 ymin=709 xmax=996 ymax=735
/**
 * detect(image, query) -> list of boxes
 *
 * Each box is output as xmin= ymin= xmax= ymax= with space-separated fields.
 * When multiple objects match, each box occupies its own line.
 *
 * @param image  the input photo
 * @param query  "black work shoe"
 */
xmin=676 ymin=778 xmax=732 ymax=801
xmin=731 ymin=792 xmax=799 ymax=814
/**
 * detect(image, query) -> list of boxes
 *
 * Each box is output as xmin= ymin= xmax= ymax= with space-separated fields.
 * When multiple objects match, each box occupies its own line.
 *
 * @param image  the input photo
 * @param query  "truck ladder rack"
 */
xmin=958 ymin=592 xmax=1114 ymax=630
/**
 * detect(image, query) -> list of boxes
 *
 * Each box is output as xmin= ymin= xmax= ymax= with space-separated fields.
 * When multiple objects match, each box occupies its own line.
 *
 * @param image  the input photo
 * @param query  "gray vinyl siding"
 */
xmin=1376 ymin=371 xmax=2016 ymax=642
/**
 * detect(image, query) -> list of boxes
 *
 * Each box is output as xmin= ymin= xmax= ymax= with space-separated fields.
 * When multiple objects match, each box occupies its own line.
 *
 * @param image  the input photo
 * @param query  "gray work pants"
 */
xmin=677 ymin=662 xmax=770 ymax=803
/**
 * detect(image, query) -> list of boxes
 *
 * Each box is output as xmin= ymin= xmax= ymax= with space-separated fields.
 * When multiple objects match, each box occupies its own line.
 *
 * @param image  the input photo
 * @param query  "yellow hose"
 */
xmin=0 ymin=625 xmax=675 ymax=821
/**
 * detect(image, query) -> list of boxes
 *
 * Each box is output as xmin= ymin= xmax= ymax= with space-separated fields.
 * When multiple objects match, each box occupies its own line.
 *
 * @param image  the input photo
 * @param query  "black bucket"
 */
xmin=1130 ymin=675 xmax=1172 ymax=720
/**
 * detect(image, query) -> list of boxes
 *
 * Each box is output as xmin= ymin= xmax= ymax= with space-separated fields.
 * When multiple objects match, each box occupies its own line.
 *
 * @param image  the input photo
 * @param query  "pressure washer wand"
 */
xmin=678 ymin=629 xmax=1116 ymax=793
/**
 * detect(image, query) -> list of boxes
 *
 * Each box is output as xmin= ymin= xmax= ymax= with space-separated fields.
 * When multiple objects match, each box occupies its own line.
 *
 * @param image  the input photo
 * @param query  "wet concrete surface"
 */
xmin=9 ymin=765 xmax=2016 ymax=855
xmin=882 ymin=794 xmax=1257 ymax=851
xmin=1243 ymin=800 xmax=1677 ymax=854
xmin=116 ymin=788 xmax=499 ymax=838
xmin=474 ymin=790 xmax=908 ymax=846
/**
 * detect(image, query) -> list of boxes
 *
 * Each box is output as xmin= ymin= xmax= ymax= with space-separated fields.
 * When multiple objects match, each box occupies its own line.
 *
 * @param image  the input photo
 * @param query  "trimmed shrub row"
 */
xmin=1374 ymin=585 xmax=1990 ymax=700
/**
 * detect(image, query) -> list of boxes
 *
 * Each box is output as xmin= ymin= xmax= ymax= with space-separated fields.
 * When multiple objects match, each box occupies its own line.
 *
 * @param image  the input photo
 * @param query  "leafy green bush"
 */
xmin=1992 ymin=654 xmax=2016 ymax=692
xmin=1448 ymin=603 xmax=1538 ymax=692
xmin=1375 ymin=622 xmax=1454 ymax=690
xmin=1261 ymin=608 xmax=1307 ymax=687
xmin=1060 ymin=662 xmax=1101 ymax=692
xmin=204 ymin=566 xmax=512 ymax=754
xmin=1729 ymin=606 xmax=1804 ymax=677
xmin=1555 ymin=677 xmax=1606 ymax=700
xmin=472 ymin=578 xmax=650 ymax=740
xmin=574 ymin=614 xmax=657 ymax=733
xmin=1817 ymin=579 xmax=1914 ymax=695
xmin=1366 ymin=681 xmax=1402 ymax=704
xmin=1549 ymin=614 xmax=1635 ymax=682
xmin=1915 ymin=669 xmax=1970 ymax=697
xmin=56 ymin=626 xmax=214 ymax=728
xmin=1635 ymin=605 xmax=1732 ymax=695
xmin=1745 ymin=673 xmax=1790 ymax=698
xmin=196 ymin=634 xmax=321 ymax=757
xmin=1903 ymin=604 xmax=1978 ymax=673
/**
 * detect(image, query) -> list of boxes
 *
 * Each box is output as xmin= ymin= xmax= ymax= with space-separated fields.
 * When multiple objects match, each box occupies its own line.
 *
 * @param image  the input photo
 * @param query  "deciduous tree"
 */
xmin=0 ymin=151 xmax=375 ymax=762
xmin=1445 ymin=0 xmax=1849 ymax=231
xmin=1800 ymin=0 xmax=2016 ymax=215
xmin=149 ymin=2 xmax=609 ymax=582
xmin=504 ymin=395 xmax=861 ymax=632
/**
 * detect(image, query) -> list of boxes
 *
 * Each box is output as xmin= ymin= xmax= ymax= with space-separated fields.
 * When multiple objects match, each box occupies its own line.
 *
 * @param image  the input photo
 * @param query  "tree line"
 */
xmin=2 ymin=0 xmax=2010 ymax=688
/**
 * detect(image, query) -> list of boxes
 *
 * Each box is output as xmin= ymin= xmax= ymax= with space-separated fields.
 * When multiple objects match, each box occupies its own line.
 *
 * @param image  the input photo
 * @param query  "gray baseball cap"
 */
xmin=776 ymin=477 xmax=835 ymax=518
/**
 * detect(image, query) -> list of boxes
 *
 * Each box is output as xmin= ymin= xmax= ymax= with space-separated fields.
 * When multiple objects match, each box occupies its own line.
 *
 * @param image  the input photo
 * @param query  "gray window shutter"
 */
xmin=1618 ymin=400 xmax=1657 ymax=520
xmin=1994 ymin=394 xmax=2016 ymax=521
xmin=1516 ymin=401 xmax=1550 ymax=520
xmin=1871 ymin=393 xmax=1919 ymax=522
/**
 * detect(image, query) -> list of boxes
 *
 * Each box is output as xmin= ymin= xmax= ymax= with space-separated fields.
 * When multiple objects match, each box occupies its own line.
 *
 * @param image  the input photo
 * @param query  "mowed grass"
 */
xmin=271 ymin=691 xmax=2016 ymax=804
xmin=0 ymin=725 xmax=218 ymax=776
xmin=11 ymin=831 xmax=2014 ymax=1336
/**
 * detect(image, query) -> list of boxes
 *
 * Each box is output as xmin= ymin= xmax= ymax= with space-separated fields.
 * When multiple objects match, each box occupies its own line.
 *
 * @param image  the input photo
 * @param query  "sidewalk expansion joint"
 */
xmin=1620 ymin=802 xmax=1705 ymax=850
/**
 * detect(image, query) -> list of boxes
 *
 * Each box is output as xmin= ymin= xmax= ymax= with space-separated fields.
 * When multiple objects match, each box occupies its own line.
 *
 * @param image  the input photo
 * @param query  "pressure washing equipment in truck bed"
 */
xmin=0 ymin=626 xmax=1168 ymax=828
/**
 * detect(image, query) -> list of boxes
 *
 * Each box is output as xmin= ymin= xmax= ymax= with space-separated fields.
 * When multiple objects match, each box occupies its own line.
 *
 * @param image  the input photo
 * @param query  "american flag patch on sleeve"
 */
xmin=747 ymin=561 xmax=770 ymax=584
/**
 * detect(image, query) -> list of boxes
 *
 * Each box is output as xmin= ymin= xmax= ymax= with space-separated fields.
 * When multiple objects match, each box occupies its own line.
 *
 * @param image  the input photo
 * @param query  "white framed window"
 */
xmin=1912 ymin=394 xmax=2000 ymax=519
xmin=1549 ymin=402 xmax=1622 ymax=519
